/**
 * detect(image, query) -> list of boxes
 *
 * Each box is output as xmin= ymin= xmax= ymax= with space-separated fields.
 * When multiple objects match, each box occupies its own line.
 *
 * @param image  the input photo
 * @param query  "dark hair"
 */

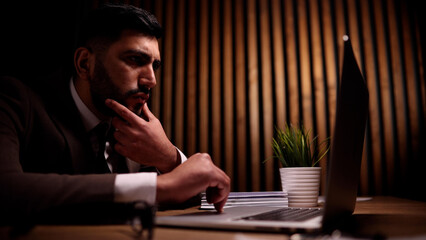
xmin=76 ymin=4 xmax=162 ymax=50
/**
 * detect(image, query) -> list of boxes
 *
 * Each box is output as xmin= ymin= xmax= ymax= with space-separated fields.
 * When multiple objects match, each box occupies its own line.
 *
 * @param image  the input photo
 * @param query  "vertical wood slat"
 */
xmin=198 ymin=0 xmax=209 ymax=154
xmin=386 ymin=0 xmax=404 ymax=194
xmin=223 ymin=0 xmax=235 ymax=187
xmin=151 ymin=0 xmax=163 ymax=118
xmin=210 ymin=0 xmax=222 ymax=168
xmin=400 ymin=1 xmax=415 ymax=176
xmin=173 ymin=0 xmax=185 ymax=151
xmin=320 ymin=0 xmax=338 ymax=149
xmin=159 ymin=0 xmax=175 ymax=140
xmin=271 ymin=0 xmax=286 ymax=131
xmin=234 ymin=0 xmax=248 ymax=191
xmin=373 ymin=0 xmax=393 ymax=195
xmin=92 ymin=0 xmax=425 ymax=197
xmin=318 ymin=0 xmax=337 ymax=191
xmin=259 ymin=0 xmax=274 ymax=190
xmin=247 ymin=0 xmax=261 ymax=191
xmin=186 ymin=0 xmax=197 ymax=155
xmin=270 ymin=0 xmax=287 ymax=191
xmin=298 ymin=0 xmax=314 ymax=133
xmin=308 ymin=0 xmax=328 ymax=192
xmin=284 ymin=0 xmax=300 ymax=128
xmin=334 ymin=0 xmax=346 ymax=66
xmin=391 ymin=0 xmax=410 ymax=192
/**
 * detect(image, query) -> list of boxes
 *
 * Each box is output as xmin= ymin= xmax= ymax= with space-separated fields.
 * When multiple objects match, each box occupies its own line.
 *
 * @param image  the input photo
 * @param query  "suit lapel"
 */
xmin=42 ymin=71 xmax=99 ymax=174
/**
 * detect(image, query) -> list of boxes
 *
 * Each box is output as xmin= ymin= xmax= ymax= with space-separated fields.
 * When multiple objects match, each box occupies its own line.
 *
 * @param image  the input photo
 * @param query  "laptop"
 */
xmin=156 ymin=35 xmax=369 ymax=233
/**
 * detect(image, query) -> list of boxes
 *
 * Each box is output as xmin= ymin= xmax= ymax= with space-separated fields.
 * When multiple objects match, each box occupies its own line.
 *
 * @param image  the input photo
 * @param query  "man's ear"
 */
xmin=74 ymin=47 xmax=92 ymax=80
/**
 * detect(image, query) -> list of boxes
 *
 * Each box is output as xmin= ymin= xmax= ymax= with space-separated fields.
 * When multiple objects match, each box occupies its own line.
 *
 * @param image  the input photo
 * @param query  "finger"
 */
xmin=111 ymin=116 xmax=133 ymax=133
xmin=214 ymin=198 xmax=228 ymax=213
xmin=208 ymin=185 xmax=228 ymax=202
xmin=113 ymin=142 xmax=128 ymax=157
xmin=112 ymin=129 xmax=130 ymax=144
xmin=207 ymin=182 xmax=230 ymax=212
xmin=140 ymin=103 xmax=154 ymax=121
xmin=206 ymin=187 xmax=229 ymax=213
xmin=105 ymin=99 xmax=142 ymax=125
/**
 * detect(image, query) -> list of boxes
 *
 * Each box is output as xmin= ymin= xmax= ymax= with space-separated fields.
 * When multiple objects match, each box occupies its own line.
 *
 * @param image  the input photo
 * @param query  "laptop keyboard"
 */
xmin=241 ymin=208 xmax=323 ymax=222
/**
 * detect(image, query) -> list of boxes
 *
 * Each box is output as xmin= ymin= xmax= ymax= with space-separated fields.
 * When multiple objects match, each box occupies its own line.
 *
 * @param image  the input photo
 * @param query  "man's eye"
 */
xmin=153 ymin=61 xmax=161 ymax=71
xmin=129 ymin=56 xmax=143 ymax=65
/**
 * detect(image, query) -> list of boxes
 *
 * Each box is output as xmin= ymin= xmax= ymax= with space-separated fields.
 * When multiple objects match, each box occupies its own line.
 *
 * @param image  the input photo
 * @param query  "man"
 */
xmin=0 ymin=4 xmax=230 ymax=224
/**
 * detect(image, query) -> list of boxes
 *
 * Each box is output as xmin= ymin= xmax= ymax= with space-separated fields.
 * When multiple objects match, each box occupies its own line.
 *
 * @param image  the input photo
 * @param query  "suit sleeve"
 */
xmin=0 ymin=77 xmax=117 ymax=224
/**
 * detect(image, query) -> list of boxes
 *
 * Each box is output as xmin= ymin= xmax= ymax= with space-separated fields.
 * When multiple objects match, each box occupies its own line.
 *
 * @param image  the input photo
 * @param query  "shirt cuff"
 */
xmin=114 ymin=172 xmax=157 ymax=205
xmin=177 ymin=147 xmax=187 ymax=163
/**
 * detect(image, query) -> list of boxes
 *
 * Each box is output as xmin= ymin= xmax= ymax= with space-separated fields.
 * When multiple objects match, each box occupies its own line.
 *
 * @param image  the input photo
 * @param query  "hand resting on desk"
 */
xmin=156 ymin=154 xmax=230 ymax=213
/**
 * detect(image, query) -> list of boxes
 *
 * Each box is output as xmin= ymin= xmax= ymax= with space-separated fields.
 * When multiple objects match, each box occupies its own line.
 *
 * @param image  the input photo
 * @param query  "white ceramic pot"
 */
xmin=280 ymin=167 xmax=321 ymax=207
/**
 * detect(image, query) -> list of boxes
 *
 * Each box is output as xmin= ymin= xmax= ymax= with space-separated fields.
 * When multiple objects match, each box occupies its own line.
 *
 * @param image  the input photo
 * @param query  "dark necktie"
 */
xmin=93 ymin=122 xmax=111 ymax=173
xmin=106 ymin=128 xmax=129 ymax=173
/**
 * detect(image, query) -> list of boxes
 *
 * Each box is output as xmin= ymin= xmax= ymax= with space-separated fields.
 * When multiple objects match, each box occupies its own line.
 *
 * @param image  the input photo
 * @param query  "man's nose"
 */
xmin=139 ymin=65 xmax=157 ymax=88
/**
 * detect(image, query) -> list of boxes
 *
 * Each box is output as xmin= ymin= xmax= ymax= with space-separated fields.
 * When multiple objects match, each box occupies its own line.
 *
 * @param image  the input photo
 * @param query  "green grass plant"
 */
xmin=270 ymin=123 xmax=330 ymax=167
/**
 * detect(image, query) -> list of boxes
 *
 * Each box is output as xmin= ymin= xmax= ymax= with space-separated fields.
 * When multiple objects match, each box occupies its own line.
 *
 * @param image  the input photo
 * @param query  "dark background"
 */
xmin=0 ymin=1 xmax=88 ymax=80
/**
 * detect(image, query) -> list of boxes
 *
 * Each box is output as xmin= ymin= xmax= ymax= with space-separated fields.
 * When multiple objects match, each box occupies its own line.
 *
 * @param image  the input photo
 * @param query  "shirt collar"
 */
xmin=70 ymin=78 xmax=101 ymax=132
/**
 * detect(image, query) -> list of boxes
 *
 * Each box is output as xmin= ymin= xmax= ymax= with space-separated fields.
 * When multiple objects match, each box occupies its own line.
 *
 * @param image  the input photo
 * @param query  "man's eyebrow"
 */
xmin=123 ymin=49 xmax=158 ymax=60
xmin=122 ymin=49 xmax=161 ymax=66
xmin=122 ymin=49 xmax=149 ymax=58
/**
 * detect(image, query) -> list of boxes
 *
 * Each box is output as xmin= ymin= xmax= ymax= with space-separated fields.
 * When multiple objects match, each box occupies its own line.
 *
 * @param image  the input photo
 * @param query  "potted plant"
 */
xmin=270 ymin=123 xmax=330 ymax=207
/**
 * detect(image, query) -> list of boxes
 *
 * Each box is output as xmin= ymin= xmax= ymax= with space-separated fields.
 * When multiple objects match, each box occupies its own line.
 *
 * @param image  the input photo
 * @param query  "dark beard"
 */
xmin=89 ymin=58 xmax=123 ymax=117
xmin=88 ymin=58 xmax=152 ymax=118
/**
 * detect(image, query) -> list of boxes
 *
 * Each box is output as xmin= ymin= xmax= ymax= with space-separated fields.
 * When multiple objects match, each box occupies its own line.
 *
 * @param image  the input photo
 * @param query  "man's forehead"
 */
xmin=111 ymin=30 xmax=160 ymax=58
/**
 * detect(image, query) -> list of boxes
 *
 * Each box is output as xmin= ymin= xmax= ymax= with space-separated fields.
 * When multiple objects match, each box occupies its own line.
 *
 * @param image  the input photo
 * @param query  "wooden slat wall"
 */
xmin=94 ymin=0 xmax=425 ymax=199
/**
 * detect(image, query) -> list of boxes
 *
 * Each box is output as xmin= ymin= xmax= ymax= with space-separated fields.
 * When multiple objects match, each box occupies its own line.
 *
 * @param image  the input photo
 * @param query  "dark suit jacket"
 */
xmin=0 ymin=72 xmax=118 ymax=224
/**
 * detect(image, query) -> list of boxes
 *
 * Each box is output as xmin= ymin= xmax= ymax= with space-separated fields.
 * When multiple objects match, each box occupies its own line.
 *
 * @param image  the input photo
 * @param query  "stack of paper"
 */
xmin=200 ymin=191 xmax=288 ymax=210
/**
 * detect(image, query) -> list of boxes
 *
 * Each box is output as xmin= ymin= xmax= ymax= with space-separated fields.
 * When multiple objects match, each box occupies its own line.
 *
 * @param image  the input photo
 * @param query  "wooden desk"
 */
xmin=1 ymin=196 xmax=425 ymax=240
xmin=349 ymin=196 xmax=426 ymax=237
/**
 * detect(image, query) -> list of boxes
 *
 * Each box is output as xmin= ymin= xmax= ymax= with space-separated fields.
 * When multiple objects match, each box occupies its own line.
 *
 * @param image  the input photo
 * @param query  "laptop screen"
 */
xmin=321 ymin=35 xmax=369 ymax=232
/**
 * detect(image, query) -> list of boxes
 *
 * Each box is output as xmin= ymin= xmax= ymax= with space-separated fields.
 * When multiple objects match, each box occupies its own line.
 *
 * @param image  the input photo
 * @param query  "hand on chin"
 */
xmin=125 ymin=98 xmax=146 ymax=120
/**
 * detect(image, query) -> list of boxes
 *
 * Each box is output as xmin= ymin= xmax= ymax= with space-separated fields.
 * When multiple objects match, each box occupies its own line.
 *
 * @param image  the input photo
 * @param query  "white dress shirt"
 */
xmin=70 ymin=79 xmax=186 ymax=205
